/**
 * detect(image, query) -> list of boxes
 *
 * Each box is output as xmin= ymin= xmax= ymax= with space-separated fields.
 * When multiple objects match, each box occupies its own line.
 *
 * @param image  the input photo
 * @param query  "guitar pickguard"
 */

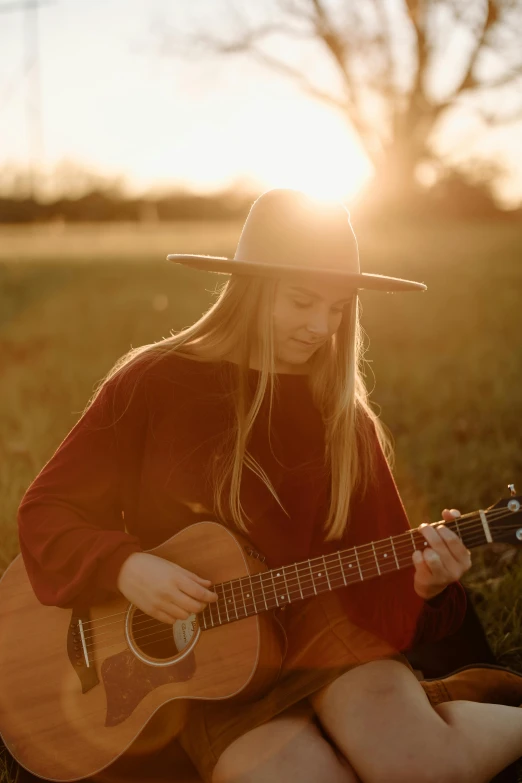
xmin=101 ymin=649 xmax=196 ymax=727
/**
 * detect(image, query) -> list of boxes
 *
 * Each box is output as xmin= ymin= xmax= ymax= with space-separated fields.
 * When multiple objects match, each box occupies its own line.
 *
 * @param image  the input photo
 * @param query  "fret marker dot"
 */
xmin=349 ymin=564 xmax=352 ymax=568
xmin=281 ymin=596 xmax=285 ymax=601
xmin=318 ymin=572 xmax=322 ymax=577
xmin=247 ymin=593 xmax=250 ymax=597
xmin=228 ymin=599 xmax=231 ymax=603
xmin=276 ymin=573 xmax=280 ymax=577
xmin=384 ymin=553 xmax=387 ymax=557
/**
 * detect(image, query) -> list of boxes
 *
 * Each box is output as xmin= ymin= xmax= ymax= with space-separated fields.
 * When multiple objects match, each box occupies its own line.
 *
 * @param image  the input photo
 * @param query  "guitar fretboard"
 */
xmin=199 ymin=511 xmax=491 ymax=630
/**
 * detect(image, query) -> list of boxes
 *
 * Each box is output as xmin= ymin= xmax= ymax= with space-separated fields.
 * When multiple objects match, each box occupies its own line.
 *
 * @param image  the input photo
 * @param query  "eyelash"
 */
xmin=293 ymin=299 xmax=344 ymax=315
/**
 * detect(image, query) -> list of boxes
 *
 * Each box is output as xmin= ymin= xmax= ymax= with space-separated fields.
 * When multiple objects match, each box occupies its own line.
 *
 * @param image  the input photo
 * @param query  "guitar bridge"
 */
xmin=68 ymin=609 xmax=99 ymax=694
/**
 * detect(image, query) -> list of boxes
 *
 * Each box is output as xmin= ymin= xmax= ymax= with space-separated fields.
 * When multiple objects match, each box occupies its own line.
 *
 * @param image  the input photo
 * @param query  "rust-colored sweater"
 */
xmin=17 ymin=351 xmax=466 ymax=653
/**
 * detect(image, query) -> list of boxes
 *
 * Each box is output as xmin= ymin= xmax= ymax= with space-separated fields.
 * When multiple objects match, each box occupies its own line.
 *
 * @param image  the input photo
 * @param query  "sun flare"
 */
xmin=248 ymin=98 xmax=373 ymax=203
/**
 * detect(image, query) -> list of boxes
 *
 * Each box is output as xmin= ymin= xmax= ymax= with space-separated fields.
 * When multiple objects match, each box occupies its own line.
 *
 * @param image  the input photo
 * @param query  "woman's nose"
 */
xmin=306 ymin=308 xmax=330 ymax=336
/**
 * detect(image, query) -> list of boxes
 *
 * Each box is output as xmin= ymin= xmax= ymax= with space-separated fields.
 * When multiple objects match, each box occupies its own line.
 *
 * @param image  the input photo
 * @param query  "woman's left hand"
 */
xmin=412 ymin=508 xmax=473 ymax=601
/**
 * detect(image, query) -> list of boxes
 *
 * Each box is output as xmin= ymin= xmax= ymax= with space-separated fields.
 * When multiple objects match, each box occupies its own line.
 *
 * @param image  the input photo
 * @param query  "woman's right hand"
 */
xmin=117 ymin=551 xmax=218 ymax=625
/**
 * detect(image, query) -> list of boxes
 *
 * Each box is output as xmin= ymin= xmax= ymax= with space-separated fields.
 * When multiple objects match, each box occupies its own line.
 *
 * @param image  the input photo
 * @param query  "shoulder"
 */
xmin=84 ymin=348 xmax=210 ymax=428
xmin=107 ymin=347 xmax=228 ymax=412
xmin=111 ymin=346 xmax=218 ymax=386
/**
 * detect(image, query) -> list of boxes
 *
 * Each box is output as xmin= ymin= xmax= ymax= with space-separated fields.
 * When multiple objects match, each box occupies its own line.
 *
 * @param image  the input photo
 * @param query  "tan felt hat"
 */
xmin=167 ymin=189 xmax=426 ymax=293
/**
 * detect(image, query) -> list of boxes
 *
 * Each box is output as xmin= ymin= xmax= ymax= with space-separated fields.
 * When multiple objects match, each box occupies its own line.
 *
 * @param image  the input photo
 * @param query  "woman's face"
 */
xmin=268 ymin=277 xmax=354 ymax=373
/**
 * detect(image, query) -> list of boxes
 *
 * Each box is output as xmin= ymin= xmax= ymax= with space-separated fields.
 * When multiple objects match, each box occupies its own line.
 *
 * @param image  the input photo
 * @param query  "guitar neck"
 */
xmin=199 ymin=509 xmax=494 ymax=631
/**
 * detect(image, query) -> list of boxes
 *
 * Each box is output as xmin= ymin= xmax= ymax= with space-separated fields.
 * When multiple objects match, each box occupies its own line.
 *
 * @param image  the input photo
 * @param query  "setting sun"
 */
xmin=239 ymin=98 xmax=373 ymax=202
xmin=159 ymin=93 xmax=374 ymax=203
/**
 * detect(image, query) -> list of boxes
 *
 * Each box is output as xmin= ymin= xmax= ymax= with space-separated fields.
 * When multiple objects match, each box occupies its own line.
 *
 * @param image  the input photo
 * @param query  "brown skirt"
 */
xmin=177 ymin=593 xmax=414 ymax=783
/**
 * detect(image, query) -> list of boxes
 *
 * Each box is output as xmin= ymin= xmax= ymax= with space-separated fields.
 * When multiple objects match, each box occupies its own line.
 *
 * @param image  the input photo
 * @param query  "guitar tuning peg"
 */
xmin=508 ymin=483 xmax=517 ymax=497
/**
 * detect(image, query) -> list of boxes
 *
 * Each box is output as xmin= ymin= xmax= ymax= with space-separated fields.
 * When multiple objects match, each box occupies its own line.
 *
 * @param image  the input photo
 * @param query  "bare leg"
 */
xmin=434 ymin=700 xmax=522 ymax=783
xmin=311 ymin=659 xmax=522 ymax=783
xmin=211 ymin=701 xmax=361 ymax=783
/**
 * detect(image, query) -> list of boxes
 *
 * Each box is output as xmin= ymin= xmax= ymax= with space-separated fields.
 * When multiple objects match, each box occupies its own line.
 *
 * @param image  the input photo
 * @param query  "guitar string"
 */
xmin=78 ymin=520 xmax=520 ymax=657
xmin=87 ymin=521 xmax=521 ymax=650
xmin=77 ymin=523 xmax=506 ymax=642
xmin=79 ymin=521 xmax=521 ymax=657
xmin=76 ymin=508 xmax=517 ymax=637
xmin=77 ymin=507 xmax=516 ymax=633
xmin=120 ymin=515 xmax=514 ymax=640
xmin=69 ymin=516 xmax=520 ymax=648
xmin=76 ymin=520 xmax=516 ymax=649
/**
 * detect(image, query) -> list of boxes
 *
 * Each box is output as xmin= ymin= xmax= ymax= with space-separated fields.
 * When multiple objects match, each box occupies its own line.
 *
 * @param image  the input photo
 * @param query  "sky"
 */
xmin=1 ymin=0 xmax=522 ymax=206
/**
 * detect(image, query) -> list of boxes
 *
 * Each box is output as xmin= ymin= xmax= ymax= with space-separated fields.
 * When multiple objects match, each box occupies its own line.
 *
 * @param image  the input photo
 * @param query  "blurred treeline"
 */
xmin=0 ymin=189 xmax=251 ymax=224
xmin=1 ymin=161 xmax=521 ymax=223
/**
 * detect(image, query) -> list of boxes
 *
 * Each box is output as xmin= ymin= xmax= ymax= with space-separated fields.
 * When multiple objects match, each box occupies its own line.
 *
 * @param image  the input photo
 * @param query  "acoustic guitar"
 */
xmin=0 ymin=487 xmax=520 ymax=781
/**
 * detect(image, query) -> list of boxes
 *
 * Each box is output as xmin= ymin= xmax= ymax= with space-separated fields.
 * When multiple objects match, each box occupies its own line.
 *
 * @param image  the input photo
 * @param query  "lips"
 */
xmin=294 ymin=338 xmax=320 ymax=347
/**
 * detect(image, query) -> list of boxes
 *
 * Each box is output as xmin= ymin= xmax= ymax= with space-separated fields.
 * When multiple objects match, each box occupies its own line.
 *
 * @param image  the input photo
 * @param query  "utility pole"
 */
xmin=0 ymin=0 xmax=51 ymax=198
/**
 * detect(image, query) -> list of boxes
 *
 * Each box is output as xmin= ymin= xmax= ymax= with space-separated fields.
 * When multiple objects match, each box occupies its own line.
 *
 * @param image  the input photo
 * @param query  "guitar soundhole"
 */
xmin=127 ymin=607 xmax=200 ymax=665
xmin=130 ymin=609 xmax=177 ymax=660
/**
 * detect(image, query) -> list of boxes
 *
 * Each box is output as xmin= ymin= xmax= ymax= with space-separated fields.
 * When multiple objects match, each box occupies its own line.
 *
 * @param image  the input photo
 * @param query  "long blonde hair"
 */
xmin=85 ymin=274 xmax=392 ymax=541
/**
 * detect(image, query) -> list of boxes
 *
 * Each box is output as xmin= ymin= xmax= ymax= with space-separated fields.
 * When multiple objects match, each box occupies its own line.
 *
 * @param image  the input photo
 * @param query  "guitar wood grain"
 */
xmin=0 ymin=522 xmax=283 ymax=781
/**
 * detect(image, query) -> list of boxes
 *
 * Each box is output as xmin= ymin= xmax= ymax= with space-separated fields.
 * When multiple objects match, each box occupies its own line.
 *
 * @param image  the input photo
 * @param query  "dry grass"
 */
xmin=0 ymin=218 xmax=521 ymax=781
xmin=0 ymin=220 xmax=240 ymax=263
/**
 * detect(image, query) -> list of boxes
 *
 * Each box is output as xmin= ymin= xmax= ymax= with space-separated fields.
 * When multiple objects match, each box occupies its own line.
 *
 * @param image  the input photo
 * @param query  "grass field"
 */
xmin=0 ymin=218 xmax=521 ymax=782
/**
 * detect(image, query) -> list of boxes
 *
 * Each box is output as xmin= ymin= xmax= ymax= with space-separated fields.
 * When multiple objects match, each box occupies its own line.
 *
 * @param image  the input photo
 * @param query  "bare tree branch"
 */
xmin=247 ymin=48 xmax=381 ymax=162
xmin=476 ymin=91 xmax=522 ymax=124
xmin=201 ymin=23 xmax=313 ymax=53
xmin=224 ymin=1 xmax=392 ymax=162
xmin=275 ymin=0 xmax=317 ymax=25
xmin=159 ymin=0 xmax=522 ymax=196
xmin=403 ymin=0 xmax=429 ymax=105
xmin=467 ymin=62 xmax=522 ymax=91
xmin=246 ymin=49 xmax=347 ymax=110
xmin=454 ymin=0 xmax=498 ymax=92
xmin=370 ymin=0 xmax=397 ymax=99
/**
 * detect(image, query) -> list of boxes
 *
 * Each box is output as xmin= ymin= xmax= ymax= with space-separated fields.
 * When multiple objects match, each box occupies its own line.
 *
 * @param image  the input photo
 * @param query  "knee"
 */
xmin=357 ymin=659 xmax=414 ymax=696
xmin=313 ymin=659 xmax=411 ymax=719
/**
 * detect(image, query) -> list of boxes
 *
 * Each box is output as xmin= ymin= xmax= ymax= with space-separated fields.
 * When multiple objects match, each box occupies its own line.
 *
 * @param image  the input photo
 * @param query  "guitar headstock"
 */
xmin=487 ymin=484 xmax=522 ymax=547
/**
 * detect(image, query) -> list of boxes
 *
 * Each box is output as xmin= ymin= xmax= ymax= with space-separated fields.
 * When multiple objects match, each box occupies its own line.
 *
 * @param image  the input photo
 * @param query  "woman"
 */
xmin=18 ymin=189 xmax=522 ymax=783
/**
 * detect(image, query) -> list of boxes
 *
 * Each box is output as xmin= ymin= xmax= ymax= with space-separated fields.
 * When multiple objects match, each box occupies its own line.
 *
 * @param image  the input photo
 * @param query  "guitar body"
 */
xmin=2 ymin=489 xmax=520 ymax=780
xmin=0 ymin=522 xmax=284 ymax=781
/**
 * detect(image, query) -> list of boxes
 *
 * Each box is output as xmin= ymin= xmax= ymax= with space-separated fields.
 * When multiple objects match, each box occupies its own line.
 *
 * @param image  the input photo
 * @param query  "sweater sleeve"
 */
xmin=409 ymin=580 xmax=468 ymax=649
xmin=17 ymin=358 xmax=150 ymax=609
xmin=338 ymin=421 xmax=467 ymax=654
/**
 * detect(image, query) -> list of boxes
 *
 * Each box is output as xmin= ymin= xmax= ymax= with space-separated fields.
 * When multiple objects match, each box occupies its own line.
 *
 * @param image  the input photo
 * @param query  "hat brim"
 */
xmin=167 ymin=254 xmax=426 ymax=293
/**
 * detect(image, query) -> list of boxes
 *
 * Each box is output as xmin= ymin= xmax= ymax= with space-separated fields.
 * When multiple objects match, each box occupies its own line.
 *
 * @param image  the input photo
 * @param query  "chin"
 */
xmin=283 ymin=349 xmax=306 ymax=362
xmin=277 ymin=348 xmax=310 ymax=367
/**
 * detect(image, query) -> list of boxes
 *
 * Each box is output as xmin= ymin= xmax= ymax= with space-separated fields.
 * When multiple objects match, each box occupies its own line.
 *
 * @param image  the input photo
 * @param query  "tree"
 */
xmin=161 ymin=0 xmax=522 ymax=203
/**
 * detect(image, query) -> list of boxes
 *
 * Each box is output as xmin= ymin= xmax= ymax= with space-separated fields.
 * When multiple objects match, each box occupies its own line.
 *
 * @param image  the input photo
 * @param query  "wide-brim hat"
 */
xmin=167 ymin=189 xmax=426 ymax=293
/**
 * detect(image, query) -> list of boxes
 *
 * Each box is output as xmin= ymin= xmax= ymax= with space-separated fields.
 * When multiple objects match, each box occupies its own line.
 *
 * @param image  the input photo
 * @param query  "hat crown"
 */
xmin=166 ymin=187 xmax=427 ymax=293
xmin=234 ymin=189 xmax=360 ymax=275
